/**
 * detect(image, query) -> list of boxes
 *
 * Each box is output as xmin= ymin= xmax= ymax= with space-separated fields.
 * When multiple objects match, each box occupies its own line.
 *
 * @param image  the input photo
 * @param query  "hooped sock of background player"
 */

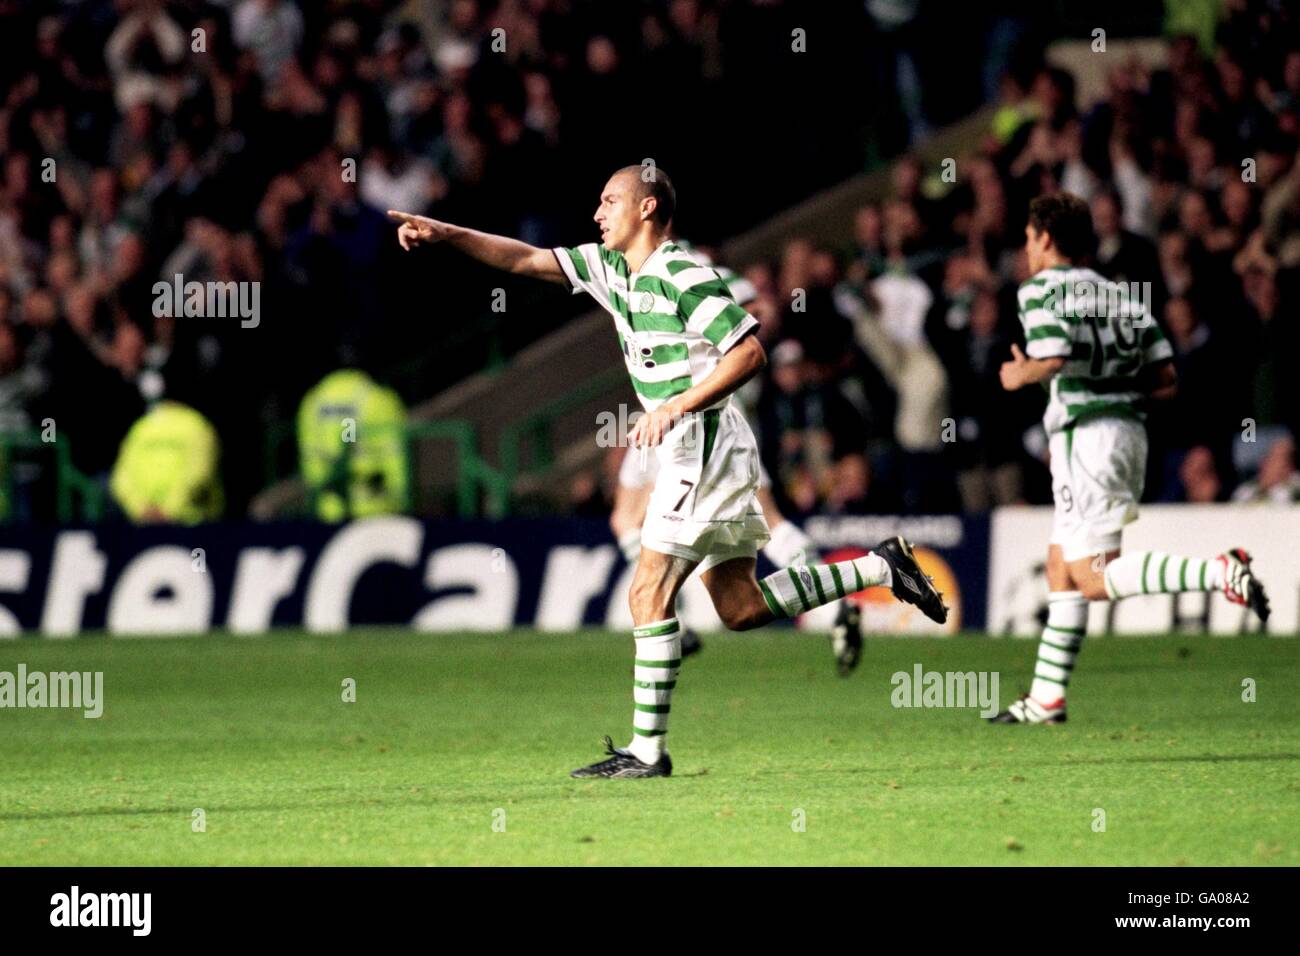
xmin=1019 ymin=551 xmax=1267 ymax=711
xmin=1103 ymin=551 xmax=1221 ymax=601
xmin=1028 ymin=590 xmax=1087 ymax=705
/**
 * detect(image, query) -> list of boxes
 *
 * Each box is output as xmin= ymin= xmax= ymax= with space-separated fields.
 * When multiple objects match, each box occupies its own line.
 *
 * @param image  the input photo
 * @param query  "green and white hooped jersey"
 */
xmin=669 ymin=238 xmax=759 ymax=307
xmin=1018 ymin=264 xmax=1174 ymax=435
xmin=553 ymin=239 xmax=759 ymax=412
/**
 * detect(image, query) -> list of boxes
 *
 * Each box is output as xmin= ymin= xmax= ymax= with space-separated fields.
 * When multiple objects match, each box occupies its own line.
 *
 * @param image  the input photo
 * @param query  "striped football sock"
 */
xmin=758 ymin=553 xmax=890 ymax=619
xmin=1103 ymin=552 xmax=1224 ymax=599
xmin=625 ymin=618 xmax=681 ymax=765
xmin=1029 ymin=590 xmax=1088 ymax=704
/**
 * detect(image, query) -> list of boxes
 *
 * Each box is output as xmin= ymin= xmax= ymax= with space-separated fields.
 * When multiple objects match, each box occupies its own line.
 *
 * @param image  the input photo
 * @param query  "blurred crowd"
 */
xmin=3 ymin=0 xmax=1296 ymax=524
xmin=0 ymin=0 xmax=908 ymax=522
xmin=578 ymin=7 xmax=1300 ymax=518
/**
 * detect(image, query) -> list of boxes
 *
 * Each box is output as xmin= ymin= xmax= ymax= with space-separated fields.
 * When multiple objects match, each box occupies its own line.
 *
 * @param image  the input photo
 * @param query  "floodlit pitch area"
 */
xmin=1 ymin=631 xmax=1296 ymax=866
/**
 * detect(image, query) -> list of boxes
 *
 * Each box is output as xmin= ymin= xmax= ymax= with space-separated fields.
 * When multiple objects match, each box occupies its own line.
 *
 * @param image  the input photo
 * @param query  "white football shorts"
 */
xmin=619 ymin=425 xmax=771 ymax=491
xmin=639 ymin=401 xmax=771 ymax=572
xmin=1049 ymin=415 xmax=1147 ymax=561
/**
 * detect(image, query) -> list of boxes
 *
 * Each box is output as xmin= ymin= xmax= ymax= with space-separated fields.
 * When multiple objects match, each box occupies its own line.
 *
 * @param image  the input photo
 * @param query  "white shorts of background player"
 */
xmin=1049 ymin=415 xmax=1146 ymax=561
xmin=639 ymin=401 xmax=771 ymax=574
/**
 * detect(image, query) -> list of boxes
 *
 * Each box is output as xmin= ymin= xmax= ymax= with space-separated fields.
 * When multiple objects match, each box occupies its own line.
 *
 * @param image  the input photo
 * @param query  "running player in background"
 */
xmin=991 ymin=193 xmax=1271 ymax=725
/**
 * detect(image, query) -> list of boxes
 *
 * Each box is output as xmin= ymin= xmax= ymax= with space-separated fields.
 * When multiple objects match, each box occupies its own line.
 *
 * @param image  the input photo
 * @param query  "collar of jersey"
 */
xmin=629 ymin=238 xmax=675 ymax=278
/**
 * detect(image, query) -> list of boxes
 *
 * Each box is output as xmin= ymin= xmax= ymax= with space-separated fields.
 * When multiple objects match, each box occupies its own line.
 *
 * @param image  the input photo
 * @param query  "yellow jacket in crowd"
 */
xmin=110 ymin=401 xmax=223 ymax=524
xmin=297 ymin=369 xmax=408 ymax=522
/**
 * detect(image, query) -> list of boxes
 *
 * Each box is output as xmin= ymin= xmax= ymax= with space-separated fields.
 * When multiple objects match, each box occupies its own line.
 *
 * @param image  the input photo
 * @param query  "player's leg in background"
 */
xmin=1033 ymin=545 xmax=1099 ymax=706
xmin=990 ymin=544 xmax=1091 ymax=724
xmin=991 ymin=426 xmax=1093 ymax=724
xmin=1088 ymin=549 xmax=1270 ymax=621
xmin=1007 ymin=536 xmax=1273 ymax=725
xmin=755 ymin=485 xmax=864 ymax=675
xmin=756 ymin=486 xmax=814 ymax=567
xmin=1058 ymin=419 xmax=1270 ymax=617
xmin=610 ymin=484 xmax=650 ymax=565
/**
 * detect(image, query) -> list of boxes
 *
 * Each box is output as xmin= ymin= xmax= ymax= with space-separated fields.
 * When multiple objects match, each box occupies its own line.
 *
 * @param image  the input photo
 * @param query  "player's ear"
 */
xmin=641 ymin=196 xmax=656 ymax=223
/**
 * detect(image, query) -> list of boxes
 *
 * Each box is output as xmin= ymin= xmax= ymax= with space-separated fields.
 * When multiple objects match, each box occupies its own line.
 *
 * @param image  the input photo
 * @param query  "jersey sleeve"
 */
xmin=711 ymin=265 xmax=757 ymax=307
xmin=1138 ymin=312 xmax=1174 ymax=366
xmin=679 ymin=282 xmax=758 ymax=353
xmin=552 ymin=243 xmax=609 ymax=301
xmin=1017 ymin=279 xmax=1073 ymax=360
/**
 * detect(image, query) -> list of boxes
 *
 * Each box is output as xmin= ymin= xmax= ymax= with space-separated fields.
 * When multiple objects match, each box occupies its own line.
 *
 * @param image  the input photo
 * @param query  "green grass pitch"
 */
xmin=1 ymin=630 xmax=1296 ymax=866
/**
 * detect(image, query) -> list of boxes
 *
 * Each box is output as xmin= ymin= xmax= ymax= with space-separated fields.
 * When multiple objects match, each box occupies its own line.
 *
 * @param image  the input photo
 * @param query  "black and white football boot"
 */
xmin=873 ymin=536 xmax=948 ymax=624
xmin=830 ymin=600 xmax=863 ymax=676
xmin=1217 ymin=548 xmax=1271 ymax=623
xmin=988 ymin=694 xmax=1067 ymax=724
xmin=569 ymin=736 xmax=673 ymax=779
xmin=680 ymin=627 xmax=703 ymax=658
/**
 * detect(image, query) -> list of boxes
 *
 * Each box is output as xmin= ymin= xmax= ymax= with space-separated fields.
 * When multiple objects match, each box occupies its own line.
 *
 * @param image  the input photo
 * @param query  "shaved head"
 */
xmin=613 ymin=164 xmax=676 ymax=226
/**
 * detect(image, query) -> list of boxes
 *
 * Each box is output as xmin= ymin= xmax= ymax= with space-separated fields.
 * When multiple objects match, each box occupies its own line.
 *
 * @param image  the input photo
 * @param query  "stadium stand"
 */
xmin=1 ymin=1 xmax=1297 ymax=525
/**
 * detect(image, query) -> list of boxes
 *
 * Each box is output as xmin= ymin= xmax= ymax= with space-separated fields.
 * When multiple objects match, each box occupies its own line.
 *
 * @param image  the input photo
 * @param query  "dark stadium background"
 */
xmin=0 ymin=0 xmax=1298 ymax=877
xmin=0 ymin=0 xmax=1296 ymax=626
